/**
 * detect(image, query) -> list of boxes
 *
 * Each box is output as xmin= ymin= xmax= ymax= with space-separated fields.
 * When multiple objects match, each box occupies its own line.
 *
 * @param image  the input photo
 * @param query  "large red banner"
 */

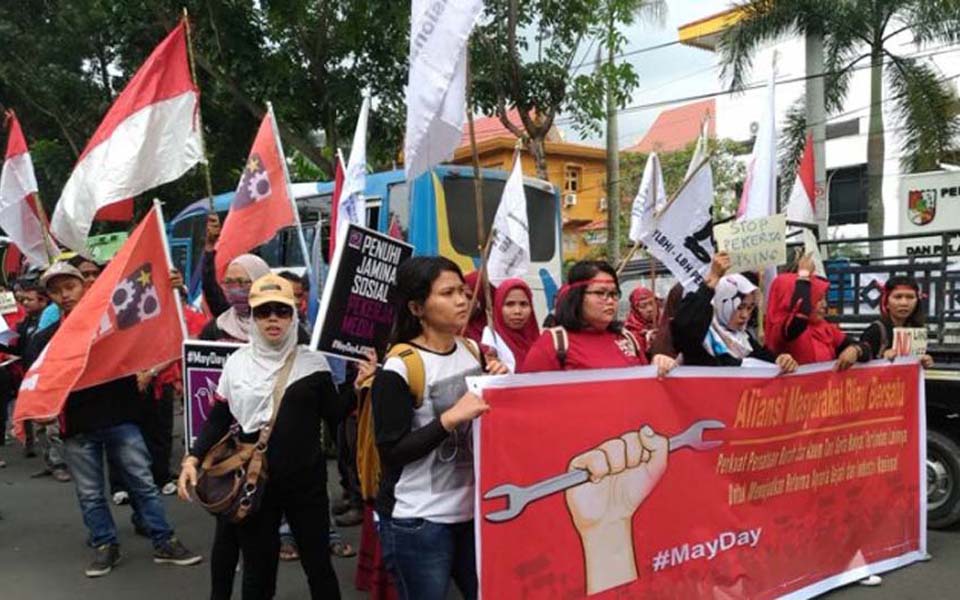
xmin=474 ymin=360 xmax=925 ymax=599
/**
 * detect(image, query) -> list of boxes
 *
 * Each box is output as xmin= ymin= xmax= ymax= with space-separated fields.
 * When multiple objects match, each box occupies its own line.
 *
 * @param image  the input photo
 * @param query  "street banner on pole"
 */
xmin=472 ymin=360 xmax=925 ymax=599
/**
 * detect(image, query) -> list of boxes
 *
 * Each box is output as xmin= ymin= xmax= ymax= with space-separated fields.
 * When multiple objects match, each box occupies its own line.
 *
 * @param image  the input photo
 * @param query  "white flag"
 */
xmin=404 ymin=0 xmax=484 ymax=181
xmin=0 ymin=113 xmax=57 ymax=267
xmin=335 ymin=95 xmax=369 ymax=246
xmin=639 ymin=158 xmax=714 ymax=292
xmin=737 ymin=65 xmax=777 ymax=220
xmin=487 ymin=154 xmax=529 ymax=285
xmin=628 ymin=153 xmax=666 ymax=243
xmin=685 ymin=117 xmax=710 ymax=182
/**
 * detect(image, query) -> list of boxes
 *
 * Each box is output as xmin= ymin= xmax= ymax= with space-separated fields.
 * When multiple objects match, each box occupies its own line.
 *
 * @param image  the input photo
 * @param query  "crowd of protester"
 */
xmin=1 ymin=218 xmax=935 ymax=599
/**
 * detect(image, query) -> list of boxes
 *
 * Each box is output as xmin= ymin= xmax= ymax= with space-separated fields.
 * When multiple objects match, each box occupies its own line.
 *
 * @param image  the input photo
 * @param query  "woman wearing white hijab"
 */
xmin=672 ymin=253 xmax=798 ymax=371
xmin=180 ymin=274 xmax=345 ymax=599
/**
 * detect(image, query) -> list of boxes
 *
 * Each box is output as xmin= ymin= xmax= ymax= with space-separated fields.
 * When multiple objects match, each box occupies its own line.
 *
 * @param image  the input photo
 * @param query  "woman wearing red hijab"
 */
xmin=481 ymin=279 xmax=540 ymax=372
xmin=765 ymin=254 xmax=869 ymax=370
xmin=623 ymin=286 xmax=659 ymax=356
xmin=519 ymin=261 xmax=675 ymax=375
xmin=462 ymin=271 xmax=488 ymax=344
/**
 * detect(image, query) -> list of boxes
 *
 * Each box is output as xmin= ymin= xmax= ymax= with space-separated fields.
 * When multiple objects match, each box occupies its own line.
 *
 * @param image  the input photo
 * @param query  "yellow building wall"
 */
xmin=456 ymin=145 xmax=608 ymax=261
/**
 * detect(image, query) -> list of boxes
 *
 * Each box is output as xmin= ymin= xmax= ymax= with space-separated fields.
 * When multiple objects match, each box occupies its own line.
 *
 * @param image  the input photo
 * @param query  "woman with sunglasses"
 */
xmin=179 ymin=274 xmax=346 ymax=599
xmin=518 ymin=260 xmax=676 ymax=375
xmin=671 ymin=253 xmax=798 ymax=372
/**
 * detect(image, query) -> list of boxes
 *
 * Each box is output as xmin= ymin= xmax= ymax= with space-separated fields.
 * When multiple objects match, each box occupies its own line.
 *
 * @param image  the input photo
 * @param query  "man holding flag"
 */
xmin=15 ymin=207 xmax=201 ymax=578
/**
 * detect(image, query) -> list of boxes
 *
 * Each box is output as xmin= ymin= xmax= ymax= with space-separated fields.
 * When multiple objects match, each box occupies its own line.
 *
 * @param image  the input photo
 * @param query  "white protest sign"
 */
xmin=714 ymin=213 xmax=787 ymax=273
xmin=0 ymin=291 xmax=18 ymax=315
xmin=892 ymin=327 xmax=928 ymax=357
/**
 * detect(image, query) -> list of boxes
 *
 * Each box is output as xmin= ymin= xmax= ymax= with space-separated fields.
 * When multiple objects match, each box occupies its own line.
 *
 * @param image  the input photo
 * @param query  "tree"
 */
xmin=0 ymin=1 xmax=409 ymax=221
xmin=470 ymin=0 xmax=661 ymax=181
xmin=719 ymin=0 xmax=960 ymax=256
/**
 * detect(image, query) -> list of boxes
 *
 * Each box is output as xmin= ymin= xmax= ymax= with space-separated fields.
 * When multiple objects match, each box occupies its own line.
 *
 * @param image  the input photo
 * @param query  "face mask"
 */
xmin=225 ymin=286 xmax=251 ymax=317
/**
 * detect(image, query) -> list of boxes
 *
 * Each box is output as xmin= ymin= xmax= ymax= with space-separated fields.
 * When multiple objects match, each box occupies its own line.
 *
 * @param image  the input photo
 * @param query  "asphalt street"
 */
xmin=1 ymin=421 xmax=957 ymax=599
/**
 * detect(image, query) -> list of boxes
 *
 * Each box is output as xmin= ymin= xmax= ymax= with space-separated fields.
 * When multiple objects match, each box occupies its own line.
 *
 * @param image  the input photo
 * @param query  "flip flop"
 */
xmin=279 ymin=540 xmax=299 ymax=561
xmin=329 ymin=540 xmax=356 ymax=558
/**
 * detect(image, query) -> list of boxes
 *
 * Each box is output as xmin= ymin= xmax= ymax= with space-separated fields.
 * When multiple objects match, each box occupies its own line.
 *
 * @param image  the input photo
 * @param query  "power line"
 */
xmin=555 ymin=42 xmax=960 ymax=127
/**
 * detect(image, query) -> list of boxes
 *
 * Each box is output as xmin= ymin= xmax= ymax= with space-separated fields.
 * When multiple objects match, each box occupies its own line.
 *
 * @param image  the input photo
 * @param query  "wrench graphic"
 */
xmin=482 ymin=419 xmax=725 ymax=523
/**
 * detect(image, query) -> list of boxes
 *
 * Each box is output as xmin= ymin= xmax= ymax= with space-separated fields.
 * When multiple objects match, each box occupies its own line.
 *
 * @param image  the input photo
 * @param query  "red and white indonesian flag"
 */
xmin=786 ymin=132 xmax=817 ymax=225
xmin=404 ymin=0 xmax=483 ymax=181
xmin=51 ymin=21 xmax=202 ymax=253
xmin=737 ymin=67 xmax=777 ymax=220
xmin=487 ymin=153 xmax=529 ymax=285
xmin=0 ymin=112 xmax=57 ymax=267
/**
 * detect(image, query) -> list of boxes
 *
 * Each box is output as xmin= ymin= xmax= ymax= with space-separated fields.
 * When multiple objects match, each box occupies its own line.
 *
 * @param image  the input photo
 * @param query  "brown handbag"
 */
xmin=194 ymin=349 xmax=297 ymax=523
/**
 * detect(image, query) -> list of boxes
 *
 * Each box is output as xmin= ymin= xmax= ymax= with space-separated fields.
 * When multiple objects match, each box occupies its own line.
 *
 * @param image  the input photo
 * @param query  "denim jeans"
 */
xmin=36 ymin=421 xmax=67 ymax=471
xmin=62 ymin=422 xmax=175 ymax=548
xmin=378 ymin=516 xmax=477 ymax=600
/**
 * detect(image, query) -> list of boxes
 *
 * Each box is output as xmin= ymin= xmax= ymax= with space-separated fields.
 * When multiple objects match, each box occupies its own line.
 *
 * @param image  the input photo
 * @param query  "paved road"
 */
xmin=1 ymin=425 xmax=957 ymax=599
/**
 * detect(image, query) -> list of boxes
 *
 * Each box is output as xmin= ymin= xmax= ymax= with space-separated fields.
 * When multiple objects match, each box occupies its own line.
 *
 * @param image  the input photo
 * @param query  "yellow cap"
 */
xmin=248 ymin=273 xmax=296 ymax=309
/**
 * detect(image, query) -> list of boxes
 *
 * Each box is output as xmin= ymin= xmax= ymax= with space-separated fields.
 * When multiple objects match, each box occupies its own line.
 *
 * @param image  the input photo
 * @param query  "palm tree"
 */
xmin=719 ymin=0 xmax=960 ymax=257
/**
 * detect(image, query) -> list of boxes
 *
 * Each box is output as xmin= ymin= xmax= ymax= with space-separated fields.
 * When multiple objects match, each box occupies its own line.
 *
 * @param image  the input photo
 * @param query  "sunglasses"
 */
xmin=252 ymin=303 xmax=294 ymax=320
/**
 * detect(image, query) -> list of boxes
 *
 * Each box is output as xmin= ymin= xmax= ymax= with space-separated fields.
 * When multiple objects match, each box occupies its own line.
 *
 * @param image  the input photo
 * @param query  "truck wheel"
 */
xmin=927 ymin=429 xmax=960 ymax=529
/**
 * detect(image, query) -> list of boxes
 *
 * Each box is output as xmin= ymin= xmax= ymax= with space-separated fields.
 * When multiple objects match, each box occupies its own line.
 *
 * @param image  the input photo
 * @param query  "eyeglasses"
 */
xmin=584 ymin=290 xmax=622 ymax=301
xmin=223 ymin=278 xmax=253 ymax=287
xmin=252 ymin=304 xmax=294 ymax=320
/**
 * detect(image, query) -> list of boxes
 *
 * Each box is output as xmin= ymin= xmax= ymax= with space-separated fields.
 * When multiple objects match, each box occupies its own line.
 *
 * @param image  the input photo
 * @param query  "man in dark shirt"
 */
xmin=31 ymin=262 xmax=202 ymax=578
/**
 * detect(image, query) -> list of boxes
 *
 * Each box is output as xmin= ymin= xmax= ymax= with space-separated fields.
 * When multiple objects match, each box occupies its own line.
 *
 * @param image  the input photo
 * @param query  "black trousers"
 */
xmin=237 ymin=474 xmax=340 ymax=600
xmin=336 ymin=413 xmax=362 ymax=508
xmin=210 ymin=515 xmax=241 ymax=600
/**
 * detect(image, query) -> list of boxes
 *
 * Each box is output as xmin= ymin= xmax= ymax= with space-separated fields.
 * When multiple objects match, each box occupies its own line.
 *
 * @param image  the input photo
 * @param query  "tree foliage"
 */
xmin=0 ymin=0 xmax=409 ymax=223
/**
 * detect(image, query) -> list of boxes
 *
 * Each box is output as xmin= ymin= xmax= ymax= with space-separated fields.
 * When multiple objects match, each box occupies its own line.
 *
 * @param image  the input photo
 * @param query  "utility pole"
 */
xmin=605 ymin=11 xmax=621 ymax=263
xmin=805 ymin=30 xmax=827 ymax=239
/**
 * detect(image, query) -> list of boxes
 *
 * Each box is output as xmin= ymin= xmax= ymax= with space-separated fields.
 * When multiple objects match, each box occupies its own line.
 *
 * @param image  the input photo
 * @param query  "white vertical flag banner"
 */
xmin=336 ymin=95 xmax=369 ymax=245
xmin=639 ymin=158 xmax=715 ymax=291
xmin=737 ymin=64 xmax=777 ymax=220
xmin=487 ymin=154 xmax=529 ymax=285
xmin=404 ymin=0 xmax=484 ymax=181
xmin=685 ymin=117 xmax=710 ymax=182
xmin=786 ymin=132 xmax=817 ymax=225
xmin=628 ymin=152 xmax=666 ymax=243
xmin=51 ymin=21 xmax=202 ymax=253
xmin=0 ymin=112 xmax=57 ymax=267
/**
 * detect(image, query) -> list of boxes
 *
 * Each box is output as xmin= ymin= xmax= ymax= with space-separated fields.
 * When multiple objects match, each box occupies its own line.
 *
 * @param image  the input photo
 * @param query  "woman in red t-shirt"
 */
xmin=518 ymin=261 xmax=676 ymax=375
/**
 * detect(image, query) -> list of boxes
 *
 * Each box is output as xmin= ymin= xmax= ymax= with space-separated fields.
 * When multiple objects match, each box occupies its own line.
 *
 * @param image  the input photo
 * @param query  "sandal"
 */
xmin=279 ymin=539 xmax=299 ymax=561
xmin=329 ymin=539 xmax=356 ymax=558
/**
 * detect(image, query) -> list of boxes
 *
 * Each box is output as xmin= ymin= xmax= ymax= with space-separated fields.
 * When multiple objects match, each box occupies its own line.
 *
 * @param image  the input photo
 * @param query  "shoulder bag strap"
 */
xmin=256 ymin=348 xmax=298 ymax=448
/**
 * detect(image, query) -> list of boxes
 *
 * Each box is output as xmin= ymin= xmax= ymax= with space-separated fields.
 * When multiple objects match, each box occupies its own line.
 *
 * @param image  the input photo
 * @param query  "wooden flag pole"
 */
xmin=182 ymin=8 xmax=215 ymax=212
xmin=464 ymin=49 xmax=494 ymax=326
xmin=616 ymin=241 xmax=640 ymax=276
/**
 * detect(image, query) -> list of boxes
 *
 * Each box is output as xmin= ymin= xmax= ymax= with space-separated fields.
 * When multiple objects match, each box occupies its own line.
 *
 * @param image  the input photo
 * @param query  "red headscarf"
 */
xmin=463 ymin=271 xmax=488 ymax=344
xmin=764 ymin=273 xmax=845 ymax=364
xmin=491 ymin=279 xmax=539 ymax=367
xmin=624 ymin=287 xmax=658 ymax=342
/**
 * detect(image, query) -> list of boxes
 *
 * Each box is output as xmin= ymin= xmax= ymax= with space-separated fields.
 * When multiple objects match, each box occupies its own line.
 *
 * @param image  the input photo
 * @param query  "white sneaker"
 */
xmin=859 ymin=575 xmax=882 ymax=586
xmin=112 ymin=491 xmax=130 ymax=505
xmin=161 ymin=482 xmax=177 ymax=496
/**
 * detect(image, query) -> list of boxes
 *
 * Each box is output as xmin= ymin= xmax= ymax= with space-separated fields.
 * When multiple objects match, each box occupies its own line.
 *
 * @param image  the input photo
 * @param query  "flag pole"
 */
xmin=464 ymin=49 xmax=494 ymax=325
xmin=182 ymin=8 xmax=215 ymax=212
xmin=153 ymin=198 xmax=188 ymax=342
xmin=30 ymin=192 xmax=58 ymax=266
xmin=267 ymin=101 xmax=314 ymax=283
xmin=616 ymin=241 xmax=640 ymax=276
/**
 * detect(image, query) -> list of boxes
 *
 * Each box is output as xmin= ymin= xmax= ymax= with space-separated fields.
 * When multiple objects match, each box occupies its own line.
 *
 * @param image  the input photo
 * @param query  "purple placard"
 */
xmin=182 ymin=340 xmax=241 ymax=450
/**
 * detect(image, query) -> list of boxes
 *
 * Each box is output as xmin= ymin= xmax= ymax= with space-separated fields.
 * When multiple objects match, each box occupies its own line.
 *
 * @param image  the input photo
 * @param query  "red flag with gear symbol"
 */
xmin=13 ymin=206 xmax=184 ymax=437
xmin=214 ymin=109 xmax=295 ymax=280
